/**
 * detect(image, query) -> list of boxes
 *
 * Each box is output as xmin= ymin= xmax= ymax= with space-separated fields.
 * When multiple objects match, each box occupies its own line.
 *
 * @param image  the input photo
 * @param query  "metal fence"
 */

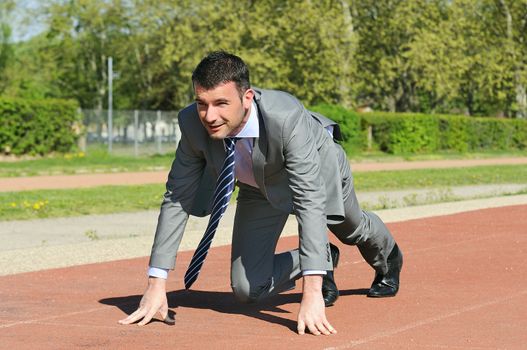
xmin=80 ymin=109 xmax=181 ymax=156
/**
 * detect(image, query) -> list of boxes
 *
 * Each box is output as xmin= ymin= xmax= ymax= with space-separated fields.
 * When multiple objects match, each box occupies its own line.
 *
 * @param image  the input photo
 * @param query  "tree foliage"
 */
xmin=0 ymin=1 xmax=15 ymax=93
xmin=2 ymin=0 xmax=526 ymax=117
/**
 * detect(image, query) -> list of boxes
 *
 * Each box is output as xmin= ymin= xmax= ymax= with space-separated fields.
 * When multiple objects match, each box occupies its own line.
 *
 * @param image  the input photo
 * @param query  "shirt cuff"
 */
xmin=302 ymin=270 xmax=327 ymax=276
xmin=148 ymin=266 xmax=169 ymax=279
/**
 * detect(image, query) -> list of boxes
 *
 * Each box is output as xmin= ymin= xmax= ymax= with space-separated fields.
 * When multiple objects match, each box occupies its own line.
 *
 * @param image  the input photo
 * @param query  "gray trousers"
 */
xmin=230 ymin=148 xmax=395 ymax=304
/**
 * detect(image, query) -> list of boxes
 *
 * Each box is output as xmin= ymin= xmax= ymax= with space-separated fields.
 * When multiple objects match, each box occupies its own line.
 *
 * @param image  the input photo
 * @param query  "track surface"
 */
xmin=1 ymin=204 xmax=526 ymax=349
xmin=2 ymin=157 xmax=527 ymax=192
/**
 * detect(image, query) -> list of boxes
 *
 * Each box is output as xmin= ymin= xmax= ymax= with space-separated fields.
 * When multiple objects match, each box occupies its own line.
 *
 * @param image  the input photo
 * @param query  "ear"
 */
xmin=242 ymin=88 xmax=255 ymax=109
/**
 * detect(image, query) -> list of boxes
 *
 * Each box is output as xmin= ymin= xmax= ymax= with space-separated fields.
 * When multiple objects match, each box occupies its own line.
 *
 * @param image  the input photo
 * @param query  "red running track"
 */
xmin=1 ymin=205 xmax=526 ymax=349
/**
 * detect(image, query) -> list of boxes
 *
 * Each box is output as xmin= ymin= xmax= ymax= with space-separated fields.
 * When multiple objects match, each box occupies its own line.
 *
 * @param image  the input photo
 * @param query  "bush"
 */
xmin=466 ymin=117 xmax=516 ymax=151
xmin=360 ymin=112 xmax=440 ymax=154
xmin=438 ymin=115 xmax=470 ymax=152
xmin=0 ymin=97 xmax=81 ymax=156
xmin=312 ymin=103 xmax=527 ymax=155
xmin=512 ymin=119 xmax=527 ymax=149
xmin=310 ymin=104 xmax=365 ymax=152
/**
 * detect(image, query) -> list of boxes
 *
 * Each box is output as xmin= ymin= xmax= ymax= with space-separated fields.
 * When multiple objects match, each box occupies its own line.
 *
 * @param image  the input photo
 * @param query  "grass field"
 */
xmin=2 ymin=164 xmax=526 ymax=221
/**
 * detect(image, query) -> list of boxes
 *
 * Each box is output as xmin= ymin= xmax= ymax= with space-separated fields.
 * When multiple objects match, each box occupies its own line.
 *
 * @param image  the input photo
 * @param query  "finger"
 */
xmin=316 ymin=316 xmax=334 ymax=335
xmin=137 ymin=306 xmax=158 ymax=326
xmin=297 ymin=319 xmax=306 ymax=335
xmin=307 ymin=322 xmax=321 ymax=336
xmin=118 ymin=308 xmax=147 ymax=325
xmin=315 ymin=321 xmax=331 ymax=335
xmin=159 ymin=303 xmax=168 ymax=321
xmin=323 ymin=319 xmax=337 ymax=334
xmin=119 ymin=308 xmax=141 ymax=323
xmin=315 ymin=323 xmax=331 ymax=335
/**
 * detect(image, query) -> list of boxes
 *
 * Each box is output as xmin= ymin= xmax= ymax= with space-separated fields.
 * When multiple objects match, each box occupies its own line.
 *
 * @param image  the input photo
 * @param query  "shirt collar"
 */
xmin=233 ymin=101 xmax=259 ymax=138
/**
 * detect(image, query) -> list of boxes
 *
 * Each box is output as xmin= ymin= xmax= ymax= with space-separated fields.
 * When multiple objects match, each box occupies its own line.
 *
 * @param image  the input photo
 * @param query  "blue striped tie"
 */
xmin=184 ymin=137 xmax=238 ymax=289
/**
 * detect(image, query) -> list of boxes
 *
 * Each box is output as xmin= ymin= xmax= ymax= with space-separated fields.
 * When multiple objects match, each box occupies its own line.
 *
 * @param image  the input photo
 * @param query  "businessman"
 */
xmin=119 ymin=51 xmax=403 ymax=336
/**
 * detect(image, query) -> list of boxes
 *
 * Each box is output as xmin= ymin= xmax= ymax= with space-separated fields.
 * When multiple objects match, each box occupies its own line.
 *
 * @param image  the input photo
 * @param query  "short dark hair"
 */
xmin=192 ymin=51 xmax=250 ymax=97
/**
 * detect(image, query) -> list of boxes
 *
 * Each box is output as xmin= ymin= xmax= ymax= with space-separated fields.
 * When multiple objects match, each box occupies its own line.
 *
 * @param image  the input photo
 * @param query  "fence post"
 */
xmin=156 ymin=110 xmax=162 ymax=154
xmin=134 ymin=110 xmax=139 ymax=157
xmin=108 ymin=57 xmax=113 ymax=154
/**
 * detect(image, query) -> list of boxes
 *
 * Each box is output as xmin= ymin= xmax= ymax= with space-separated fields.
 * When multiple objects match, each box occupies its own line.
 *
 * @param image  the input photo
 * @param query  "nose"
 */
xmin=203 ymin=106 xmax=219 ymax=124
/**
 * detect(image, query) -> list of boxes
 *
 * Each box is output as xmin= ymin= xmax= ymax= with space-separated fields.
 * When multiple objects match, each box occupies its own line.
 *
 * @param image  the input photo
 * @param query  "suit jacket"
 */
xmin=149 ymin=88 xmax=349 ymax=271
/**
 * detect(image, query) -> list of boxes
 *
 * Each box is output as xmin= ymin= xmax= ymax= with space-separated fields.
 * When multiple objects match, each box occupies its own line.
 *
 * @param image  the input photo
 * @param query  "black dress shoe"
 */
xmin=322 ymin=243 xmax=340 ymax=307
xmin=367 ymin=243 xmax=403 ymax=298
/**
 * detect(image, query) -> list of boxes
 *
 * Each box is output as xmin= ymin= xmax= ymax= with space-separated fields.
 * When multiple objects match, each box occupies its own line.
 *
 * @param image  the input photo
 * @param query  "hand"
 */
xmin=118 ymin=277 xmax=173 ymax=326
xmin=297 ymin=275 xmax=337 ymax=336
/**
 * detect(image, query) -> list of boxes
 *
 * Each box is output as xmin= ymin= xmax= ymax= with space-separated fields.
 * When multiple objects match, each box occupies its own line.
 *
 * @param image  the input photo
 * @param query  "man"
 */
xmin=119 ymin=51 xmax=403 ymax=336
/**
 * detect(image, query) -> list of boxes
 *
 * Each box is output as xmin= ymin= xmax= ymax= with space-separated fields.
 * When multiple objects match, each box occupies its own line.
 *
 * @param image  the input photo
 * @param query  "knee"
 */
xmin=230 ymin=273 xmax=272 ymax=305
xmin=332 ymin=213 xmax=368 ymax=245
xmin=231 ymin=282 xmax=259 ymax=304
xmin=231 ymin=262 xmax=258 ymax=304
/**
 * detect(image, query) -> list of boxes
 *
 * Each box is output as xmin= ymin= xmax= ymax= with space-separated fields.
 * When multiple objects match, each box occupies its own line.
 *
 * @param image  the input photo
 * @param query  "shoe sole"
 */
xmin=367 ymin=292 xmax=397 ymax=298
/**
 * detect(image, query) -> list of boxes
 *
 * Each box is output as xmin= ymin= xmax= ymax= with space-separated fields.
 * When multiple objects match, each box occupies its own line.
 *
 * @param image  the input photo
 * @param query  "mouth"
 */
xmin=208 ymin=124 xmax=224 ymax=133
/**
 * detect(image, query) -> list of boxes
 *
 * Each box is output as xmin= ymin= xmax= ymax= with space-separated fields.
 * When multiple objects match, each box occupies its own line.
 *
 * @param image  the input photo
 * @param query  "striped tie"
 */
xmin=184 ymin=137 xmax=238 ymax=289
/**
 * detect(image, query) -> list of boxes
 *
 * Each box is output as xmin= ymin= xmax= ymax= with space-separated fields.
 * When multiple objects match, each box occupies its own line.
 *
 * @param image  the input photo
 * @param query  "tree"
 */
xmin=149 ymin=0 xmax=356 ymax=108
xmin=495 ymin=0 xmax=527 ymax=118
xmin=404 ymin=0 xmax=485 ymax=114
xmin=5 ymin=0 xmax=526 ymax=117
xmin=249 ymin=0 xmax=355 ymax=107
xmin=0 ymin=1 xmax=14 ymax=93
xmin=350 ymin=0 xmax=448 ymax=112
xmin=43 ymin=0 xmax=131 ymax=109
xmin=406 ymin=0 xmax=527 ymax=117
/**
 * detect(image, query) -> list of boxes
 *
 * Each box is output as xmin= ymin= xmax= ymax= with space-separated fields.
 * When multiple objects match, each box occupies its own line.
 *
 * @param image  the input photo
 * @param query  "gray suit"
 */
xmin=150 ymin=88 xmax=395 ymax=302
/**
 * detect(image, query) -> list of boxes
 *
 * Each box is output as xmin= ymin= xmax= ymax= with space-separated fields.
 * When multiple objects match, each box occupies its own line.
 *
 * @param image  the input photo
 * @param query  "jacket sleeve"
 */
xmin=282 ymin=104 xmax=332 ymax=272
xmin=149 ymin=115 xmax=206 ymax=270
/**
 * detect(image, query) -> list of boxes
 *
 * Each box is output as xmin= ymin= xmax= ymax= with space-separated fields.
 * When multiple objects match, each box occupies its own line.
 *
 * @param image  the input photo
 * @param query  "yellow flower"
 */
xmin=10 ymin=202 xmax=17 ymax=208
xmin=23 ymin=201 xmax=30 ymax=208
xmin=77 ymin=152 xmax=85 ymax=158
xmin=33 ymin=203 xmax=41 ymax=210
xmin=64 ymin=154 xmax=72 ymax=159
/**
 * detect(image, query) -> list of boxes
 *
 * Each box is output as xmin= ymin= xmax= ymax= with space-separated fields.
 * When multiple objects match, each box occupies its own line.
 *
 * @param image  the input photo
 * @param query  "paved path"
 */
xmin=1 ymin=204 xmax=526 ymax=349
xmin=2 ymin=157 xmax=526 ymax=192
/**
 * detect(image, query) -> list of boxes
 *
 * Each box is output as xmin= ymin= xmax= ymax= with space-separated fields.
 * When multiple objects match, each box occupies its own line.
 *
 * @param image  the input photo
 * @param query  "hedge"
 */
xmin=359 ymin=112 xmax=440 ymax=154
xmin=310 ymin=104 xmax=527 ymax=154
xmin=0 ymin=97 xmax=81 ymax=156
xmin=310 ymin=104 xmax=365 ymax=152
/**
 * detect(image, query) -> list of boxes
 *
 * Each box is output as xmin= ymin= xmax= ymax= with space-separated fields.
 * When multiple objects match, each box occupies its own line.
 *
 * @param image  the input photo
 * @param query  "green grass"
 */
xmin=1 ymin=164 xmax=526 ymax=221
xmin=1 ymin=184 xmax=166 ymax=221
xmin=348 ymin=149 xmax=527 ymax=163
xmin=0 ymin=149 xmax=174 ymax=177
xmin=353 ymin=164 xmax=527 ymax=190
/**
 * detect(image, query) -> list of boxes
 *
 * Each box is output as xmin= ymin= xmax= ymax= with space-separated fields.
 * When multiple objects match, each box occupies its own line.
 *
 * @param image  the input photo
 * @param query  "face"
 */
xmin=194 ymin=81 xmax=254 ymax=140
